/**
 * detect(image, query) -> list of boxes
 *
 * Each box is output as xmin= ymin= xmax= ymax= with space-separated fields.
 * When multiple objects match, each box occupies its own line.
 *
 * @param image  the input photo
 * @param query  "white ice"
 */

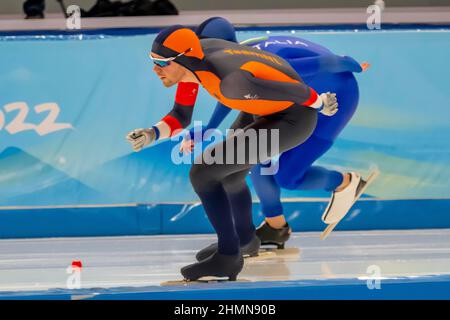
xmin=0 ymin=229 xmax=449 ymax=293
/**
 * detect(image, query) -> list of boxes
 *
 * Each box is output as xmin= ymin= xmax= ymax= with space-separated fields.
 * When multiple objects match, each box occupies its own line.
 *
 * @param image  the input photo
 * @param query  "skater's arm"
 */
xmin=287 ymin=54 xmax=363 ymax=77
xmin=126 ymin=82 xmax=199 ymax=152
xmin=188 ymin=102 xmax=232 ymax=140
xmin=155 ymin=82 xmax=199 ymax=140
xmin=206 ymin=102 xmax=232 ymax=131
xmin=221 ymin=69 xmax=323 ymax=109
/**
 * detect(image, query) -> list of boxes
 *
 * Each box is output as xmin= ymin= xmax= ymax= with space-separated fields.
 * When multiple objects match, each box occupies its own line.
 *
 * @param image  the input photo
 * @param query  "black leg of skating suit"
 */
xmin=188 ymin=106 xmax=317 ymax=279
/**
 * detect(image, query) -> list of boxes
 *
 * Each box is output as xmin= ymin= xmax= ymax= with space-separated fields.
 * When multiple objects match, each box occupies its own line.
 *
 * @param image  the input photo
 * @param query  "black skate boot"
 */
xmin=256 ymin=221 xmax=291 ymax=249
xmin=195 ymin=235 xmax=261 ymax=262
xmin=181 ymin=252 xmax=244 ymax=281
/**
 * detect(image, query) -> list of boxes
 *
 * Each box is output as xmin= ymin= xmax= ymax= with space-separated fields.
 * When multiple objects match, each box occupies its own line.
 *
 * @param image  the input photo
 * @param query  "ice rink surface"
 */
xmin=0 ymin=229 xmax=449 ymax=299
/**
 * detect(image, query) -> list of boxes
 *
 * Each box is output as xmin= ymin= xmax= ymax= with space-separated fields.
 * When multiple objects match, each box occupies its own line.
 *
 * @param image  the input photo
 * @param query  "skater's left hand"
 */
xmin=361 ymin=62 xmax=371 ymax=72
xmin=319 ymin=92 xmax=338 ymax=116
xmin=180 ymin=137 xmax=195 ymax=154
xmin=180 ymin=125 xmax=208 ymax=155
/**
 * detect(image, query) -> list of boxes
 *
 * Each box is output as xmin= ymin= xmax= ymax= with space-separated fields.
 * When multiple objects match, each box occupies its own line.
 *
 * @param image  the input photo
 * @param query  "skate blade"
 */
xmin=245 ymin=251 xmax=276 ymax=261
xmin=320 ymin=222 xmax=338 ymax=240
xmin=245 ymin=248 xmax=300 ymax=263
xmin=320 ymin=169 xmax=380 ymax=240
xmin=161 ymin=278 xmax=251 ymax=286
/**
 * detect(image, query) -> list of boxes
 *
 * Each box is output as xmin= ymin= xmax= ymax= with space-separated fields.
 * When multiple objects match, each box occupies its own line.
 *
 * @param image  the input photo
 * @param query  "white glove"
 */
xmin=319 ymin=92 xmax=338 ymax=116
xmin=126 ymin=128 xmax=156 ymax=152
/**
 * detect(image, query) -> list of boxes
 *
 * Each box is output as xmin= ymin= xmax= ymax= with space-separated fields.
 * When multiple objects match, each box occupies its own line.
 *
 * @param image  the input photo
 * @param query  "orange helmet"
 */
xmin=152 ymin=25 xmax=205 ymax=72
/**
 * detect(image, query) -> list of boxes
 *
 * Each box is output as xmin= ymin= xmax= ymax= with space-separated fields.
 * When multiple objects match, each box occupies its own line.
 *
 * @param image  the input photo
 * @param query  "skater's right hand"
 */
xmin=180 ymin=125 xmax=208 ymax=155
xmin=319 ymin=92 xmax=338 ymax=116
xmin=180 ymin=136 xmax=195 ymax=155
xmin=126 ymin=128 xmax=156 ymax=152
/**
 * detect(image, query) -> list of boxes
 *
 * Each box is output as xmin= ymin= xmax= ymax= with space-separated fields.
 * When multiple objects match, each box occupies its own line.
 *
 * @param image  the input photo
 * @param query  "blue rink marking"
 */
xmin=1 ymin=275 xmax=450 ymax=300
xmin=1 ymin=199 xmax=450 ymax=239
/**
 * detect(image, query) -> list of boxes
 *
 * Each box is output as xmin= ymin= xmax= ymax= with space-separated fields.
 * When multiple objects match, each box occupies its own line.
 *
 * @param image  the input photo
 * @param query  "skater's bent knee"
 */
xmin=189 ymin=163 xmax=220 ymax=191
xmin=275 ymin=174 xmax=302 ymax=190
xmin=189 ymin=164 xmax=206 ymax=187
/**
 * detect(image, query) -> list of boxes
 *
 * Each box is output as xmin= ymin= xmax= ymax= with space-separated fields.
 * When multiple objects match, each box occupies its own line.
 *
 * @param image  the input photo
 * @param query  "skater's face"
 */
xmin=151 ymin=53 xmax=187 ymax=88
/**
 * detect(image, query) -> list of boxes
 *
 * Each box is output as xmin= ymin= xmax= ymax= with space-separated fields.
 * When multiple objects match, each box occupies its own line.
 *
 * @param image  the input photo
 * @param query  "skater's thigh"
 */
xmin=230 ymin=111 xmax=255 ymax=131
xmin=191 ymin=106 xmax=317 ymax=182
xmin=275 ymin=135 xmax=334 ymax=184
xmin=249 ymin=105 xmax=318 ymax=156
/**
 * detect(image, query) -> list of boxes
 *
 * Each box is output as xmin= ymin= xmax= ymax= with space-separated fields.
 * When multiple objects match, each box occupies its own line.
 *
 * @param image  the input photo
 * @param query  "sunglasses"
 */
xmin=150 ymin=48 xmax=192 ymax=68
